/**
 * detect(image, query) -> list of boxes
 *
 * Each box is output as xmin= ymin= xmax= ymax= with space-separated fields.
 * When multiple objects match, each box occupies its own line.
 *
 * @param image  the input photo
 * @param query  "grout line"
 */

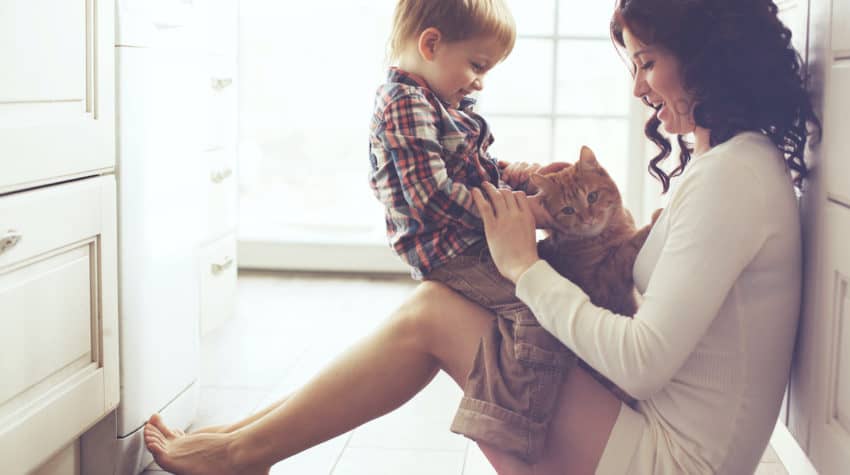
xmin=459 ymin=441 xmax=472 ymax=475
xmin=328 ymin=432 xmax=356 ymax=474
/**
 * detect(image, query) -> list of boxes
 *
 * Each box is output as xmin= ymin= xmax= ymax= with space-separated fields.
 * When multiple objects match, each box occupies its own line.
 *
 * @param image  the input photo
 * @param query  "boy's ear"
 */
xmin=418 ymin=27 xmax=442 ymax=61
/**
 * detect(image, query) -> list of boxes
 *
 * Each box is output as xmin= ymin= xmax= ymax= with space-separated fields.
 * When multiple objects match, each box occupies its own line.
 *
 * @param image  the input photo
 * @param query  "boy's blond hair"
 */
xmin=388 ymin=0 xmax=516 ymax=63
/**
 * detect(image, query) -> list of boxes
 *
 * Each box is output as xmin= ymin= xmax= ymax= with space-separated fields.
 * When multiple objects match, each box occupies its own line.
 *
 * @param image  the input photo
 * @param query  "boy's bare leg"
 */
xmin=143 ymin=282 xmax=489 ymax=474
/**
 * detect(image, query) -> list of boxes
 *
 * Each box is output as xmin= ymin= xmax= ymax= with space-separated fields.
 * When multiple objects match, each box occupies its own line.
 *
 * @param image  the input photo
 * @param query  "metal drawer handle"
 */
xmin=211 ymin=256 xmax=233 ymax=274
xmin=211 ymin=78 xmax=233 ymax=90
xmin=0 ymin=230 xmax=22 ymax=255
xmin=210 ymin=167 xmax=233 ymax=183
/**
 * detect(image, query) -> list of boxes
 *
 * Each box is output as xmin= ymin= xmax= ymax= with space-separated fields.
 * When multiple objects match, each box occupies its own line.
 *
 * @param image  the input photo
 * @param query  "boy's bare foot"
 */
xmin=144 ymin=414 xmax=267 ymax=475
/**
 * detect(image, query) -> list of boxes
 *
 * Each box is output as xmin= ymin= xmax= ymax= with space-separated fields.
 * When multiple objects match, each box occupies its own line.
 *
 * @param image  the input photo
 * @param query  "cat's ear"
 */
xmin=530 ymin=173 xmax=556 ymax=195
xmin=578 ymin=146 xmax=600 ymax=169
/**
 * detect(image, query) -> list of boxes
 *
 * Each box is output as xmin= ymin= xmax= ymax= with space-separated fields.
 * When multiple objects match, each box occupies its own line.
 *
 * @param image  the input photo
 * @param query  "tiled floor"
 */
xmin=143 ymin=271 xmax=788 ymax=474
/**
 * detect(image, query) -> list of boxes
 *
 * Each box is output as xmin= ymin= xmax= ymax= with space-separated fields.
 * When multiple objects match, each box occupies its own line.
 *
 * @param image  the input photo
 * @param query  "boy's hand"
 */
xmin=499 ymin=161 xmax=542 ymax=192
xmin=498 ymin=160 xmax=572 ymax=193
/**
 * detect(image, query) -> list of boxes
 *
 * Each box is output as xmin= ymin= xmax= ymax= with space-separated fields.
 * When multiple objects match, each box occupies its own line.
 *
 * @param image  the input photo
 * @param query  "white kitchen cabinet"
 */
xmin=0 ymin=177 xmax=119 ymax=475
xmin=0 ymin=0 xmax=114 ymax=195
xmin=78 ymin=2 xmax=239 ymax=472
xmin=0 ymin=0 xmax=117 ymax=473
xmin=787 ymin=1 xmax=850 ymax=474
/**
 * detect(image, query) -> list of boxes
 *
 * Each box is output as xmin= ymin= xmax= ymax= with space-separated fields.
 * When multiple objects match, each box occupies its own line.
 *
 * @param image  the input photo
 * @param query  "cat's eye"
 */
xmin=562 ymin=206 xmax=575 ymax=215
xmin=587 ymin=191 xmax=599 ymax=204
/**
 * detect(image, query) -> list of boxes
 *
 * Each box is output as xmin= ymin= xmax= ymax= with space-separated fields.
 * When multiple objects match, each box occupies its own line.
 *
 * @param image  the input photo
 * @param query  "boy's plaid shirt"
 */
xmin=369 ymin=68 xmax=505 ymax=279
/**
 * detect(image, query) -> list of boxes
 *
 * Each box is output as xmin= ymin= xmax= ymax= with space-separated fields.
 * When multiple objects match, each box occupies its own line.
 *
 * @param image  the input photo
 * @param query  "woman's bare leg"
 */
xmin=145 ymin=281 xmax=622 ymax=474
xmin=183 ymin=394 xmax=293 ymax=435
xmin=144 ymin=282 xmax=494 ymax=474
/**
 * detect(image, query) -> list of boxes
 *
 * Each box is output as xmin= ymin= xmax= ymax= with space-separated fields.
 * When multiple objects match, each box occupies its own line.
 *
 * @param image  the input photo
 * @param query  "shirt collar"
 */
xmin=388 ymin=67 xmax=477 ymax=110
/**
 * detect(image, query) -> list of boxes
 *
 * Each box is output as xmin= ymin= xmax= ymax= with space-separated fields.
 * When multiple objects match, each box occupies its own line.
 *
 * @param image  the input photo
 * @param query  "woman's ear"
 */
xmin=418 ymin=27 xmax=442 ymax=62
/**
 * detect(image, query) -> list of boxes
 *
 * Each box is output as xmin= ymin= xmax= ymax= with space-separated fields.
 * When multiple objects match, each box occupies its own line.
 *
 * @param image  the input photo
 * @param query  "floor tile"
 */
xmin=755 ymin=462 xmax=790 ymax=475
xmin=347 ymin=372 xmax=467 ymax=451
xmin=189 ymin=387 xmax=269 ymax=431
xmin=760 ymin=443 xmax=780 ymax=463
xmin=269 ymin=433 xmax=352 ymax=475
xmin=332 ymin=448 xmax=466 ymax=475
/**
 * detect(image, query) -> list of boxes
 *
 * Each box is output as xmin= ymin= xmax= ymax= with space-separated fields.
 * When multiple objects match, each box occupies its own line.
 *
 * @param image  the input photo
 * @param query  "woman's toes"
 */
xmin=148 ymin=413 xmax=179 ymax=439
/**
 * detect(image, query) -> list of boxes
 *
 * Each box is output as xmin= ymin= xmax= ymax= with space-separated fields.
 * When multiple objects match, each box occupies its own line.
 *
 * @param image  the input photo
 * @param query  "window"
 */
xmin=238 ymin=0 xmax=652 ymax=272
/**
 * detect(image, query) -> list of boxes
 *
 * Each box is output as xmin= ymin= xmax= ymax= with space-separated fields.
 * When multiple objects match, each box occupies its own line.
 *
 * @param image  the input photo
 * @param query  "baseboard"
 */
xmin=238 ymin=239 xmax=409 ymax=274
xmin=771 ymin=421 xmax=818 ymax=475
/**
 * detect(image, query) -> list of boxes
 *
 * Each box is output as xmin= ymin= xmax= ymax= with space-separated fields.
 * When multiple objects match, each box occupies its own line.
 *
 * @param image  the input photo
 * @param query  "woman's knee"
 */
xmin=387 ymin=281 xmax=458 ymax=352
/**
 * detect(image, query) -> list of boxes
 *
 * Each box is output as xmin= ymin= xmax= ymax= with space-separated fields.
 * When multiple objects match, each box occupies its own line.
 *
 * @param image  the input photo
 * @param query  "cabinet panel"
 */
xmin=0 ymin=246 xmax=93 ymax=406
xmin=823 ymin=62 xmax=850 ymax=205
xmin=810 ymin=202 xmax=850 ymax=474
xmin=0 ymin=177 xmax=119 ymax=475
xmin=0 ymin=0 xmax=114 ymax=194
xmin=834 ymin=0 xmax=850 ymax=57
xmin=0 ymin=0 xmax=85 ymax=101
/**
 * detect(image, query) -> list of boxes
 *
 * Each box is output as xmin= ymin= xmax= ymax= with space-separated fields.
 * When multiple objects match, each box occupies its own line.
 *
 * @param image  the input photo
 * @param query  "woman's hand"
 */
xmin=472 ymin=182 xmax=541 ymax=284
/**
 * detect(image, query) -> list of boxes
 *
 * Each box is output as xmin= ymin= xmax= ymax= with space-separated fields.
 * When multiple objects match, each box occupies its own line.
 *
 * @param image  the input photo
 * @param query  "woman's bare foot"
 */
xmin=144 ymin=414 xmax=268 ymax=475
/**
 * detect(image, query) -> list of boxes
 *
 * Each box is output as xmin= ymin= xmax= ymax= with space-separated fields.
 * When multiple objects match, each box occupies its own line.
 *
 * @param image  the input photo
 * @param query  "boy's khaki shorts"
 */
xmin=424 ymin=241 xmax=577 ymax=463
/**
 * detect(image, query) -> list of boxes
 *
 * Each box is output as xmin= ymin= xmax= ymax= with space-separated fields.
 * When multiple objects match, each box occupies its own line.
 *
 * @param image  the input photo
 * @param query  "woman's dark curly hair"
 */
xmin=610 ymin=0 xmax=821 ymax=193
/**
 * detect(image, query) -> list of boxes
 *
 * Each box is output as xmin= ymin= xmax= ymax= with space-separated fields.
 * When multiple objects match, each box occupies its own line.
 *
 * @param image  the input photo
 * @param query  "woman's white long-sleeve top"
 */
xmin=516 ymin=132 xmax=802 ymax=474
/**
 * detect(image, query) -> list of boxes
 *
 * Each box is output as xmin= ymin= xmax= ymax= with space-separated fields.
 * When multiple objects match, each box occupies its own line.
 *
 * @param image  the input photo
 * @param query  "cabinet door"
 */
xmin=823 ymin=63 xmax=850 ymax=204
xmin=809 ymin=202 xmax=850 ymax=474
xmin=0 ymin=177 xmax=119 ymax=475
xmin=0 ymin=0 xmax=115 ymax=194
xmin=834 ymin=0 xmax=850 ymax=58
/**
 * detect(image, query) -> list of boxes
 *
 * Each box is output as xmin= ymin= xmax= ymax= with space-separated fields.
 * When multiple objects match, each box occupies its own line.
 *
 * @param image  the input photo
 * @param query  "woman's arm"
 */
xmin=474 ymin=161 xmax=767 ymax=399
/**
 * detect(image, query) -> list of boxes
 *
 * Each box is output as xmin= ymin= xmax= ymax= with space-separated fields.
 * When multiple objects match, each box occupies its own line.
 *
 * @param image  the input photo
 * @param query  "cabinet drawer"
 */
xmin=0 ymin=177 xmax=119 ymax=474
xmin=200 ymin=0 xmax=239 ymax=57
xmin=202 ymin=56 xmax=238 ymax=152
xmin=199 ymin=233 xmax=237 ymax=336
xmin=117 ymin=0 xmax=202 ymax=49
xmin=201 ymin=147 xmax=238 ymax=239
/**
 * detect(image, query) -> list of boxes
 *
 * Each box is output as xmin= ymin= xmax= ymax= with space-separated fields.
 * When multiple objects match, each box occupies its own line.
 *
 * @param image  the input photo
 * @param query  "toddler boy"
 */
xmin=368 ymin=0 xmax=576 ymax=462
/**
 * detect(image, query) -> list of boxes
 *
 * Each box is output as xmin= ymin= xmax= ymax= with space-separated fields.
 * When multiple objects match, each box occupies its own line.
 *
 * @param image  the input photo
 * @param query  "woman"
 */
xmin=144 ymin=0 xmax=820 ymax=473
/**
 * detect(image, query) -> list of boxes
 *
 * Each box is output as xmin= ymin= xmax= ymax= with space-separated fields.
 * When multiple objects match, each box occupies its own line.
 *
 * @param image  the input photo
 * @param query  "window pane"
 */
xmin=507 ymin=0 xmax=556 ymax=36
xmin=554 ymin=118 xmax=629 ymax=196
xmin=556 ymin=39 xmax=631 ymax=116
xmin=485 ymin=117 xmax=552 ymax=165
xmin=238 ymin=0 xmax=396 ymax=243
xmin=558 ymin=0 xmax=617 ymax=37
xmin=479 ymin=38 xmax=553 ymax=115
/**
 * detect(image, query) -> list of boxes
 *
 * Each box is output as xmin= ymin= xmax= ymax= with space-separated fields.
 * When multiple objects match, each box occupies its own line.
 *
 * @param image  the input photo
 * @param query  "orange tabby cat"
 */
xmin=531 ymin=145 xmax=661 ymax=405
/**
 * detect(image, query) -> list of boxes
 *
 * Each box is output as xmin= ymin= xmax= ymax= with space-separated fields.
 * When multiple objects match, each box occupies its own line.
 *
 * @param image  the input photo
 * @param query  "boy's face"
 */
xmin=423 ymin=34 xmax=507 ymax=108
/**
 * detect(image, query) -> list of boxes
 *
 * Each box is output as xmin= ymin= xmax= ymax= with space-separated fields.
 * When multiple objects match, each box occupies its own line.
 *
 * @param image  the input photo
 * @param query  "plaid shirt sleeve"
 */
xmin=377 ymin=92 xmax=483 ymax=231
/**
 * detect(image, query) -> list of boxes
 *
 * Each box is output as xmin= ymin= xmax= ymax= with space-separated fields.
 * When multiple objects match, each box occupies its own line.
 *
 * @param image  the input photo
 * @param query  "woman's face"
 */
xmin=622 ymin=27 xmax=696 ymax=135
